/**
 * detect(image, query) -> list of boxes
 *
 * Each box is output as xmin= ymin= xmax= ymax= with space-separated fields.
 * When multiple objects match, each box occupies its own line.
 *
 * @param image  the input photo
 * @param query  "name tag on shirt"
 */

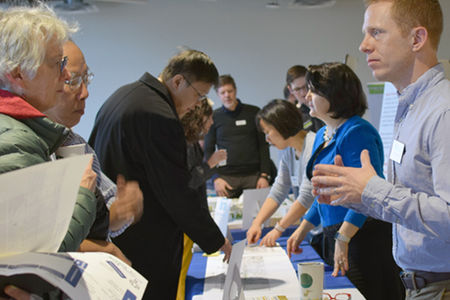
xmin=235 ymin=120 xmax=247 ymax=126
xmin=390 ymin=140 xmax=405 ymax=164
xmin=291 ymin=176 xmax=299 ymax=187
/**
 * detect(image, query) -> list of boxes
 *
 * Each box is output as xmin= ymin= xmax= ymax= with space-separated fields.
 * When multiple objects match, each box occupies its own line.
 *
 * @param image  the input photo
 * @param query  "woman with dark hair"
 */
xmin=176 ymin=98 xmax=227 ymax=300
xmin=246 ymin=99 xmax=316 ymax=246
xmin=287 ymin=62 xmax=404 ymax=300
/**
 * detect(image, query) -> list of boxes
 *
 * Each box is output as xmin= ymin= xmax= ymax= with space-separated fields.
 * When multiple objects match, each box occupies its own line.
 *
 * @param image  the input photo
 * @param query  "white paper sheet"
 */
xmin=214 ymin=197 xmax=232 ymax=237
xmin=223 ymin=239 xmax=247 ymax=300
xmin=197 ymin=245 xmax=300 ymax=300
xmin=377 ymin=82 xmax=398 ymax=177
xmin=242 ymin=188 xmax=271 ymax=230
xmin=0 ymin=155 xmax=92 ymax=256
xmin=0 ymin=252 xmax=148 ymax=299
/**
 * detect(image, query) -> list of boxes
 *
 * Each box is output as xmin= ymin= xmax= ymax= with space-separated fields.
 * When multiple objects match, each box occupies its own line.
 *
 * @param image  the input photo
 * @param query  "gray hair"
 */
xmin=0 ymin=4 xmax=78 ymax=91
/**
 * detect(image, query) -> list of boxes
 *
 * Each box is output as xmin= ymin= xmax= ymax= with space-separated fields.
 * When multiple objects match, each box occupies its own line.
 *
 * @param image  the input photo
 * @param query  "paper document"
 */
xmin=242 ymin=188 xmax=271 ymax=230
xmin=0 ymin=252 xmax=148 ymax=299
xmin=214 ymin=197 xmax=232 ymax=237
xmin=195 ymin=244 xmax=299 ymax=300
xmin=223 ymin=239 xmax=247 ymax=300
xmin=378 ymin=82 xmax=398 ymax=177
xmin=0 ymin=155 xmax=92 ymax=256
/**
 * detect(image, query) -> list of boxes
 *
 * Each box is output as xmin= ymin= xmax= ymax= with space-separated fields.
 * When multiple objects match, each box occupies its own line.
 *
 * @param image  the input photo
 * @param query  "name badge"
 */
xmin=390 ymin=140 xmax=405 ymax=164
xmin=235 ymin=120 xmax=247 ymax=126
xmin=291 ymin=176 xmax=299 ymax=187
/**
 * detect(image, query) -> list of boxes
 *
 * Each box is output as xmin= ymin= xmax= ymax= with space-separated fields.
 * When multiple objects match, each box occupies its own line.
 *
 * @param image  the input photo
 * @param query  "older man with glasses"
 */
xmin=45 ymin=40 xmax=144 ymax=266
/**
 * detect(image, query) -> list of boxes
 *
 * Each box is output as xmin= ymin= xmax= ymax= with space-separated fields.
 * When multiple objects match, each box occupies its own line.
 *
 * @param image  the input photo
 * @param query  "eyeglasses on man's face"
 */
xmin=323 ymin=292 xmax=352 ymax=300
xmin=292 ymin=84 xmax=308 ymax=94
xmin=184 ymin=76 xmax=207 ymax=102
xmin=65 ymin=71 xmax=94 ymax=91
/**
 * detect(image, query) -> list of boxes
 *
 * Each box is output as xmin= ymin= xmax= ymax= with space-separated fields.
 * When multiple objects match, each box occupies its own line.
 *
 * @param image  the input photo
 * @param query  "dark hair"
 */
xmin=283 ymin=85 xmax=290 ymax=99
xmin=286 ymin=65 xmax=307 ymax=85
xmin=216 ymin=74 xmax=236 ymax=91
xmin=256 ymin=99 xmax=304 ymax=139
xmin=160 ymin=49 xmax=219 ymax=87
xmin=305 ymin=62 xmax=367 ymax=119
xmin=181 ymin=98 xmax=213 ymax=144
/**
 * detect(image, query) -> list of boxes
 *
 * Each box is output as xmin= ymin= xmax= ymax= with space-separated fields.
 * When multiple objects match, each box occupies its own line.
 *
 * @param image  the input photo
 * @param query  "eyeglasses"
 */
xmin=292 ymin=84 xmax=307 ymax=93
xmin=65 ymin=70 xmax=94 ymax=90
xmin=184 ymin=76 xmax=207 ymax=102
xmin=59 ymin=56 xmax=68 ymax=74
xmin=323 ymin=292 xmax=352 ymax=300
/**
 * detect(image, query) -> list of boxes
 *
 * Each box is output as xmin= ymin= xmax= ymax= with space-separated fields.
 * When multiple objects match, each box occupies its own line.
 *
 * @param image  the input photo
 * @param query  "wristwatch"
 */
xmin=274 ymin=222 xmax=286 ymax=233
xmin=334 ymin=232 xmax=351 ymax=243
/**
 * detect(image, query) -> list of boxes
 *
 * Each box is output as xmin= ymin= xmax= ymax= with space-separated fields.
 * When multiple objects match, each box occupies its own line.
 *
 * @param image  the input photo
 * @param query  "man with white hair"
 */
xmin=0 ymin=5 xmax=97 ymax=254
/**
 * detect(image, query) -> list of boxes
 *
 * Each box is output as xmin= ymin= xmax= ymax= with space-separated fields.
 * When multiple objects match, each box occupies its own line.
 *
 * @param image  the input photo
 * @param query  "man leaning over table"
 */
xmin=89 ymin=49 xmax=232 ymax=300
xmin=311 ymin=1 xmax=450 ymax=299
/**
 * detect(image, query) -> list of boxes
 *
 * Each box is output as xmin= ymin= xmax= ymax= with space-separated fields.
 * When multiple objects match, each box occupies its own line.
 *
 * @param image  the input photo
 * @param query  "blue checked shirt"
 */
xmin=357 ymin=64 xmax=450 ymax=272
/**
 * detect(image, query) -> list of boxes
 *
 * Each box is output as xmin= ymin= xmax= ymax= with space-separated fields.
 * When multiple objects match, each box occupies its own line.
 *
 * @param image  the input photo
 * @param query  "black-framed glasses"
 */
xmin=65 ymin=70 xmax=94 ymax=90
xmin=59 ymin=56 xmax=68 ymax=74
xmin=184 ymin=76 xmax=207 ymax=102
xmin=292 ymin=84 xmax=307 ymax=93
xmin=323 ymin=292 xmax=352 ymax=300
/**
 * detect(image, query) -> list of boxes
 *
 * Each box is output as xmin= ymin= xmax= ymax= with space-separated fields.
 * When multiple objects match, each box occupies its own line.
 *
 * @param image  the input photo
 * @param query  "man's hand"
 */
xmin=259 ymin=228 xmax=282 ymax=247
xmin=109 ymin=175 xmax=144 ymax=231
xmin=207 ymin=150 xmax=227 ymax=168
xmin=246 ymin=223 xmax=262 ymax=245
xmin=311 ymin=150 xmax=377 ymax=206
xmin=1 ymin=285 xmax=36 ymax=300
xmin=256 ymin=177 xmax=269 ymax=189
xmin=214 ymin=178 xmax=233 ymax=197
xmin=80 ymin=157 xmax=97 ymax=192
xmin=79 ymin=239 xmax=131 ymax=266
xmin=220 ymin=238 xmax=232 ymax=263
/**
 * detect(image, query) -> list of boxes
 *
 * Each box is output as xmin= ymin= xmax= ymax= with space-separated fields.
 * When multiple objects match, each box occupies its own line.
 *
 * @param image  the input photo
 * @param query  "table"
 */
xmin=186 ymin=227 xmax=365 ymax=300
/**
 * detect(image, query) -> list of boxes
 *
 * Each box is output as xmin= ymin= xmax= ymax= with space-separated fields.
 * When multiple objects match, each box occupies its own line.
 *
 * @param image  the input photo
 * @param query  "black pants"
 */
xmin=322 ymin=219 xmax=405 ymax=300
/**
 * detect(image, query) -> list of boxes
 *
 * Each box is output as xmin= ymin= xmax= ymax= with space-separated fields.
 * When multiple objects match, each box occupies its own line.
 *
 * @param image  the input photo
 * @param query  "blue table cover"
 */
xmin=186 ymin=226 xmax=354 ymax=299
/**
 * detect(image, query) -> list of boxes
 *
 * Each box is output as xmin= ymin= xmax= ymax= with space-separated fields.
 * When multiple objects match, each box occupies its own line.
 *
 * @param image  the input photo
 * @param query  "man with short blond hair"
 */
xmin=312 ymin=1 xmax=450 ymax=299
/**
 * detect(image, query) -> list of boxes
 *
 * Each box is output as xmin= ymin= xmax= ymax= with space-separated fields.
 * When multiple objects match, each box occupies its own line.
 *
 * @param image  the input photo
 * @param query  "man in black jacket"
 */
xmin=89 ymin=50 xmax=231 ymax=300
xmin=204 ymin=74 xmax=272 ymax=198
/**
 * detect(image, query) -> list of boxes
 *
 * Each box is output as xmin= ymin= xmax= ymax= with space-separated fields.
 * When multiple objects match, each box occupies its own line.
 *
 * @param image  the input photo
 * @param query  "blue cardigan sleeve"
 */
xmin=338 ymin=123 xmax=384 ymax=228
xmin=304 ymin=200 xmax=321 ymax=227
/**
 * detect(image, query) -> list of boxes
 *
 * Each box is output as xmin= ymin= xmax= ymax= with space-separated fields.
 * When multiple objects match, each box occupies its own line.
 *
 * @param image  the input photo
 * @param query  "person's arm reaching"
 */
xmin=247 ymin=197 xmax=279 ymax=244
xmin=286 ymin=218 xmax=315 ymax=258
xmin=260 ymin=200 xmax=309 ymax=247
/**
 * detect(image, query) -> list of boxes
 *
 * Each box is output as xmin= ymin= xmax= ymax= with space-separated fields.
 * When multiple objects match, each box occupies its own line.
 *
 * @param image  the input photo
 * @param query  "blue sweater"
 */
xmin=304 ymin=116 xmax=384 ymax=228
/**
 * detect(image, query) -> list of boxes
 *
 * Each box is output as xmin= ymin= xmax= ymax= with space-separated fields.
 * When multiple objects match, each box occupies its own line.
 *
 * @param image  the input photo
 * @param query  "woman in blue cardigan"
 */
xmin=286 ymin=63 xmax=404 ymax=300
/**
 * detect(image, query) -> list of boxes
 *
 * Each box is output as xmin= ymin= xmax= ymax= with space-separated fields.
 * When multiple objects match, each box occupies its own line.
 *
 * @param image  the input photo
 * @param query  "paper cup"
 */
xmin=55 ymin=144 xmax=86 ymax=158
xmin=298 ymin=262 xmax=324 ymax=300
xmin=217 ymin=149 xmax=227 ymax=167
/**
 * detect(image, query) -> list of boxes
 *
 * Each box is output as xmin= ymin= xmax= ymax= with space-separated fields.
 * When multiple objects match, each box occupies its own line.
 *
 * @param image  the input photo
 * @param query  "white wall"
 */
xmin=60 ymin=0 xmax=450 ymax=140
